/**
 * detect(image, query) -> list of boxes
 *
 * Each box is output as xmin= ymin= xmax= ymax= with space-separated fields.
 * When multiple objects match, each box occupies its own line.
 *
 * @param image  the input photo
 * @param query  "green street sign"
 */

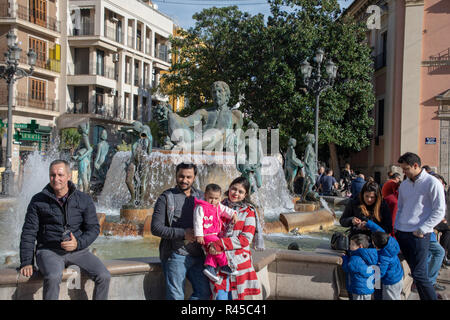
xmin=20 ymin=132 xmax=41 ymax=141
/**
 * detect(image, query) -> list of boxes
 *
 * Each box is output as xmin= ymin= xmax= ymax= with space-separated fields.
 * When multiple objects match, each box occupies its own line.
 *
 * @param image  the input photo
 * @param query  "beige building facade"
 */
xmin=58 ymin=0 xmax=173 ymax=145
xmin=0 ymin=0 xmax=61 ymax=156
xmin=0 ymin=0 xmax=173 ymax=162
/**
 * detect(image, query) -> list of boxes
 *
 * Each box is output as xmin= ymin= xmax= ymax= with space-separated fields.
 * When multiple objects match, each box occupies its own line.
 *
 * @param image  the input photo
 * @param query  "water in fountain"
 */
xmin=97 ymin=151 xmax=294 ymax=218
xmin=0 ymin=139 xmax=61 ymax=266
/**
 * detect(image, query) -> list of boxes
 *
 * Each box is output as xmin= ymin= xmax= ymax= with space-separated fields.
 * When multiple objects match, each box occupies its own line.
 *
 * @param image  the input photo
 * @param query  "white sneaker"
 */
xmin=203 ymin=266 xmax=221 ymax=283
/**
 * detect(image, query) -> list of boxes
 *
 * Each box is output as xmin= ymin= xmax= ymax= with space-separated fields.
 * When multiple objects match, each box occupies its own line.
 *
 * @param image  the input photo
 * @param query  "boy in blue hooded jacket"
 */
xmin=363 ymin=220 xmax=404 ymax=300
xmin=342 ymin=233 xmax=379 ymax=300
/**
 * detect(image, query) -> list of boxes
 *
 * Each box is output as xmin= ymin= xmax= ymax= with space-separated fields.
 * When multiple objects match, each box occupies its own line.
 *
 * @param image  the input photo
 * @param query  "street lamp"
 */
xmin=300 ymin=48 xmax=338 ymax=164
xmin=0 ymin=29 xmax=36 ymax=196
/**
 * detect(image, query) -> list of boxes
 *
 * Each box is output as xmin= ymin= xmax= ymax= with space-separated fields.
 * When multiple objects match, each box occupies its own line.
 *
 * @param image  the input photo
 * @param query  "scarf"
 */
xmin=222 ymin=198 xmax=265 ymax=251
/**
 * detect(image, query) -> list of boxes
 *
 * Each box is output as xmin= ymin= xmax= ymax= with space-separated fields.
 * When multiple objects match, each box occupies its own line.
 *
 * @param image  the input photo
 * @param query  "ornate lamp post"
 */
xmin=0 ymin=30 xmax=36 ymax=196
xmin=300 ymin=48 xmax=338 ymax=164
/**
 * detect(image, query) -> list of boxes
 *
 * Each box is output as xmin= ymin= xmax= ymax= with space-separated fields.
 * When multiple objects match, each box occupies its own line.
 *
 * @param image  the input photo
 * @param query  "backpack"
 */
xmin=330 ymin=229 xmax=350 ymax=251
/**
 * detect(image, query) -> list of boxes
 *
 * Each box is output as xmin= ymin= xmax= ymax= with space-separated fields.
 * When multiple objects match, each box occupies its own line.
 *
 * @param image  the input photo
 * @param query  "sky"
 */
xmin=152 ymin=0 xmax=353 ymax=29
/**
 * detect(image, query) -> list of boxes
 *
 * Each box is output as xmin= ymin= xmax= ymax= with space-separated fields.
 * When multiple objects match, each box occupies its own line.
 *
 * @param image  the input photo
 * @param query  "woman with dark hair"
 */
xmin=340 ymin=181 xmax=393 ymax=240
xmin=206 ymin=177 xmax=263 ymax=300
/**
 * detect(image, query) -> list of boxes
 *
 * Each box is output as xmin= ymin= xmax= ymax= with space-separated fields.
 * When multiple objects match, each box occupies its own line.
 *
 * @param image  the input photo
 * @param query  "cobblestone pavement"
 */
xmin=408 ymin=265 xmax=450 ymax=300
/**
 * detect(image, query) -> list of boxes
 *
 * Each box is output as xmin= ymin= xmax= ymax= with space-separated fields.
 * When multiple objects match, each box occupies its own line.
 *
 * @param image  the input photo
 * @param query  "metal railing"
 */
xmin=0 ymin=4 xmax=61 ymax=33
xmin=67 ymin=63 xmax=116 ymax=80
xmin=71 ymin=21 xmax=95 ymax=36
xmin=67 ymin=101 xmax=89 ymax=114
xmin=20 ymin=56 xmax=60 ymax=73
xmin=15 ymin=92 xmax=59 ymax=112
xmin=66 ymin=101 xmax=122 ymax=119
xmin=428 ymin=47 xmax=450 ymax=66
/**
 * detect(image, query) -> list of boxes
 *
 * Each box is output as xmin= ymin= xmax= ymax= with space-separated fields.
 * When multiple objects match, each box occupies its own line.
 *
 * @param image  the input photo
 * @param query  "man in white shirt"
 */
xmin=394 ymin=152 xmax=446 ymax=300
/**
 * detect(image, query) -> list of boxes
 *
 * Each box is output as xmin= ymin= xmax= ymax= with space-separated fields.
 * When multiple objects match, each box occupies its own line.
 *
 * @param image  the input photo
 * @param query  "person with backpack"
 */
xmin=151 ymin=162 xmax=211 ymax=300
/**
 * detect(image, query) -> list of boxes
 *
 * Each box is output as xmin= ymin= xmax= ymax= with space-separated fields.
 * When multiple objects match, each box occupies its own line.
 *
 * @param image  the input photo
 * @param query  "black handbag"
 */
xmin=330 ymin=229 xmax=350 ymax=251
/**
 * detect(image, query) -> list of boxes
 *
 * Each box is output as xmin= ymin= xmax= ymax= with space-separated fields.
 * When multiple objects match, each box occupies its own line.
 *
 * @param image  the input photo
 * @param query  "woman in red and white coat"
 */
xmin=207 ymin=177 xmax=262 ymax=300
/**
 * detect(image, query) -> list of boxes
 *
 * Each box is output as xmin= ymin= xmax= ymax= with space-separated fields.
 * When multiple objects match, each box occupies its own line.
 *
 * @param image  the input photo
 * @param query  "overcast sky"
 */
xmin=152 ymin=0 xmax=353 ymax=29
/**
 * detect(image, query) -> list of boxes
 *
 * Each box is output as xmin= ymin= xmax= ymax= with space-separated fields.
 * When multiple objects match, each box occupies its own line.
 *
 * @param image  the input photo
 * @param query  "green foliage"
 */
xmin=60 ymin=128 xmax=81 ymax=155
xmin=116 ymin=140 xmax=131 ymax=152
xmin=161 ymin=0 xmax=375 ymax=160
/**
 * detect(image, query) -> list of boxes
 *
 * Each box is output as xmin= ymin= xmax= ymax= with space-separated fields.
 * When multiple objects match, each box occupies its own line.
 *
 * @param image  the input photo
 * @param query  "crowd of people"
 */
xmin=336 ymin=152 xmax=449 ymax=300
xmin=17 ymin=151 xmax=449 ymax=301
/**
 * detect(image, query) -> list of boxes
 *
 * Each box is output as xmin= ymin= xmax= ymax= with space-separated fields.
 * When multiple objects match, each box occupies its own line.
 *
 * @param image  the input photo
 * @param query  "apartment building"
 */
xmin=58 ymin=0 xmax=173 ymax=145
xmin=0 ymin=0 xmax=61 ymax=156
xmin=343 ymin=0 xmax=450 ymax=183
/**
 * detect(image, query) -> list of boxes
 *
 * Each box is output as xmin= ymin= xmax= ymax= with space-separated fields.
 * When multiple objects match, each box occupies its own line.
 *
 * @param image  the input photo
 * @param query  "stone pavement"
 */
xmin=408 ymin=265 xmax=450 ymax=300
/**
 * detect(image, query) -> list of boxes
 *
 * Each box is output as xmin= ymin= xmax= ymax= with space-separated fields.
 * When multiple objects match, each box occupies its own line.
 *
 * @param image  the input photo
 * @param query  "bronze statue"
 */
xmin=153 ymin=81 xmax=243 ymax=151
xmin=302 ymin=133 xmax=319 ymax=201
xmin=72 ymin=123 xmax=92 ymax=193
xmin=284 ymin=137 xmax=303 ymax=194
xmin=121 ymin=121 xmax=153 ymax=207
xmin=236 ymin=121 xmax=263 ymax=194
xmin=93 ymin=129 xmax=110 ymax=184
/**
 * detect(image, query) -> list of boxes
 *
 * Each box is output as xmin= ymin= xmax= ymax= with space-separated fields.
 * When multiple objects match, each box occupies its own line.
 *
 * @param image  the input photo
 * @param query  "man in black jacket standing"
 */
xmin=19 ymin=160 xmax=110 ymax=300
xmin=151 ymin=162 xmax=210 ymax=300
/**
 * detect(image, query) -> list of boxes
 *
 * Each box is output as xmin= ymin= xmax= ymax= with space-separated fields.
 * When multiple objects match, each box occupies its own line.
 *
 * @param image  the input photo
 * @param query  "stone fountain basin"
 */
xmin=263 ymin=209 xmax=335 ymax=234
xmin=0 ymin=248 xmax=413 ymax=300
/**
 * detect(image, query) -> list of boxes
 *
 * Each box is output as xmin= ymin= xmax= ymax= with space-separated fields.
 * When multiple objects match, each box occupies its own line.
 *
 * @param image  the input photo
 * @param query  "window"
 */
xmin=96 ymin=50 xmax=105 ymax=76
xmin=30 ymin=78 xmax=45 ymax=101
xmin=30 ymin=0 xmax=47 ymax=27
xmin=136 ymin=28 xmax=142 ymax=51
xmin=29 ymin=37 xmax=46 ymax=68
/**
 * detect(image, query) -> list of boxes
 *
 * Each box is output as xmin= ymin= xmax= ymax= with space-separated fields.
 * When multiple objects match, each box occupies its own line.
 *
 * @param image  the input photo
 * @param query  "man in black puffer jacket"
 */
xmin=19 ymin=159 xmax=110 ymax=300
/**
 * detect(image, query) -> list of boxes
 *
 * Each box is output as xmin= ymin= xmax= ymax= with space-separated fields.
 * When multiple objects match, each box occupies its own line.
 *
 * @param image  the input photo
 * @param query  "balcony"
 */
xmin=20 ymin=56 xmax=60 ymax=73
xmin=67 ymin=101 xmax=89 ymax=114
xmin=71 ymin=21 xmax=95 ymax=36
xmin=15 ymin=92 xmax=59 ymax=112
xmin=66 ymin=101 xmax=122 ymax=120
xmin=423 ymin=48 xmax=450 ymax=73
xmin=0 ymin=3 xmax=60 ymax=33
xmin=68 ymin=63 xmax=117 ymax=80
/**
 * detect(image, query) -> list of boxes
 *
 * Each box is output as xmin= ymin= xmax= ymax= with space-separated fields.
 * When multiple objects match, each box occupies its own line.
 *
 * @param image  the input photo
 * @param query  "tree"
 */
xmin=60 ymin=128 xmax=81 ymax=156
xmin=162 ymin=6 xmax=268 ymax=115
xmin=161 ymin=0 xmax=375 ymax=174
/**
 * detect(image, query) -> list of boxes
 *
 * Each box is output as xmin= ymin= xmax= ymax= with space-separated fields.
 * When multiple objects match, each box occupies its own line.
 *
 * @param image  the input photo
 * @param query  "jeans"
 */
xmin=216 ymin=276 xmax=232 ymax=300
xmin=36 ymin=248 xmax=111 ymax=300
xmin=428 ymin=241 xmax=445 ymax=285
xmin=161 ymin=252 xmax=211 ymax=300
xmin=395 ymin=231 xmax=437 ymax=300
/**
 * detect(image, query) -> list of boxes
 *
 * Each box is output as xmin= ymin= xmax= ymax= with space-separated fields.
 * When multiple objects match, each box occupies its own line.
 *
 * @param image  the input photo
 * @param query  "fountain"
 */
xmin=0 ymin=80 xmax=341 ymax=268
